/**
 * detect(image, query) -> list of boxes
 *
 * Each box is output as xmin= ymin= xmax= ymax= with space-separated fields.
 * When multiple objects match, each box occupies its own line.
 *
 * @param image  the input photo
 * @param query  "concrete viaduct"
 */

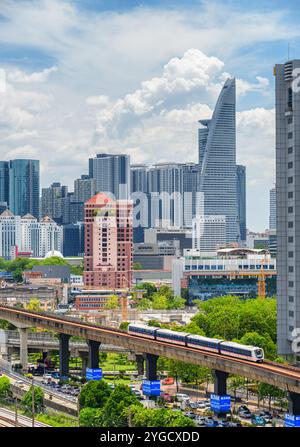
xmin=1 ymin=305 xmax=300 ymax=418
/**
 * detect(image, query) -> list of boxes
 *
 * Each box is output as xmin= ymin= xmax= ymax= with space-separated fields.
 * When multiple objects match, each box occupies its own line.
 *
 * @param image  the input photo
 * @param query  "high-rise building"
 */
xmin=192 ymin=215 xmax=226 ymax=252
xmin=236 ymin=165 xmax=246 ymax=241
xmin=74 ymin=175 xmax=96 ymax=203
xmin=63 ymin=223 xmax=84 ymax=257
xmin=269 ymin=186 xmax=276 ymax=230
xmin=0 ymin=161 xmax=9 ymax=204
xmin=275 ymin=60 xmax=300 ymax=357
xmin=89 ymin=153 xmax=130 ymax=199
xmin=180 ymin=163 xmax=202 ymax=228
xmin=9 ymin=159 xmax=40 ymax=218
xmin=84 ymin=193 xmax=133 ymax=289
xmin=41 ymin=182 xmax=68 ymax=223
xmin=130 ymin=164 xmax=148 ymax=193
xmin=198 ymin=78 xmax=238 ymax=244
xmin=148 ymin=163 xmax=183 ymax=228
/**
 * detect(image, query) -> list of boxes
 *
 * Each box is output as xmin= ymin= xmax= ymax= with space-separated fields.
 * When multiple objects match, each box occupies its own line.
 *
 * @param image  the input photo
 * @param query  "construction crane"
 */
xmin=120 ymin=274 xmax=132 ymax=322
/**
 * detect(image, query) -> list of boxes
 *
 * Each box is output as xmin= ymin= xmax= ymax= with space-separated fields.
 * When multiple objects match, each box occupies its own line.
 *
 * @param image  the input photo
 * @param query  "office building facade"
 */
xmin=269 ymin=186 xmax=276 ymax=230
xmin=84 ymin=193 xmax=133 ymax=289
xmin=275 ymin=60 xmax=300 ymax=357
xmin=198 ymin=78 xmax=238 ymax=245
xmin=8 ymin=159 xmax=40 ymax=218
xmin=236 ymin=165 xmax=246 ymax=242
xmin=89 ymin=153 xmax=130 ymax=200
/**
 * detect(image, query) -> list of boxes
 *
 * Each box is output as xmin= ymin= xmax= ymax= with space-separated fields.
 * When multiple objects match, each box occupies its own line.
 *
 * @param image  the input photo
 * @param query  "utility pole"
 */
xmin=14 ymin=396 xmax=18 ymax=426
xmin=77 ymin=397 xmax=80 ymax=427
xmin=31 ymin=378 xmax=35 ymax=428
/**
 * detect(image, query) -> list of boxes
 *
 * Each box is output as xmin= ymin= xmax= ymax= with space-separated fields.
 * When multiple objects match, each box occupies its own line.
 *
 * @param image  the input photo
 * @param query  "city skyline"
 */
xmin=2 ymin=1 xmax=300 ymax=231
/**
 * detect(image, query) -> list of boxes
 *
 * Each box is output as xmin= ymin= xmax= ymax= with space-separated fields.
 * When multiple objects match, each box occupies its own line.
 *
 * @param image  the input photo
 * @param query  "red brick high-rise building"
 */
xmin=83 ymin=193 xmax=133 ymax=289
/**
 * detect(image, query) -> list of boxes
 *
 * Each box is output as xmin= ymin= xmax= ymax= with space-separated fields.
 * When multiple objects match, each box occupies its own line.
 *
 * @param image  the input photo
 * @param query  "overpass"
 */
xmin=0 ymin=305 xmax=300 ymax=418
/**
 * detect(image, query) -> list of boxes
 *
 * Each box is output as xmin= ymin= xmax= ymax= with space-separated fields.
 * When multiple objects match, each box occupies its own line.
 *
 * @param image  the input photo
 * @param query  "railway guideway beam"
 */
xmin=145 ymin=353 xmax=158 ymax=381
xmin=213 ymin=369 xmax=229 ymax=395
xmin=212 ymin=370 xmax=230 ymax=416
xmin=87 ymin=340 xmax=101 ymax=370
xmin=59 ymin=333 xmax=70 ymax=376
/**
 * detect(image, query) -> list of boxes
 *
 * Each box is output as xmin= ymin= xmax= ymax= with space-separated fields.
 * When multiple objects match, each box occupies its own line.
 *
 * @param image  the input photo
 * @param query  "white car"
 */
xmin=175 ymin=393 xmax=189 ymax=402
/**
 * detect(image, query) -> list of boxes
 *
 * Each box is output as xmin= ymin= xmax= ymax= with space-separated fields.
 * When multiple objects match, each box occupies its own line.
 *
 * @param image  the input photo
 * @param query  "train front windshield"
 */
xmin=255 ymin=349 xmax=263 ymax=358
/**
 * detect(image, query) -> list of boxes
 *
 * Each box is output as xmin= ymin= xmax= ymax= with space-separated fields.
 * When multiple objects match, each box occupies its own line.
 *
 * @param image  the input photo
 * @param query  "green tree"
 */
xmin=79 ymin=407 xmax=100 ymax=427
xmin=135 ymin=282 xmax=157 ymax=298
xmin=26 ymin=298 xmax=42 ymax=312
xmin=101 ymin=384 xmax=141 ymax=427
xmin=105 ymin=295 xmax=119 ymax=310
xmin=21 ymin=386 xmax=44 ymax=414
xmin=0 ymin=376 xmax=11 ymax=399
xmin=137 ymin=297 xmax=152 ymax=310
xmin=79 ymin=380 xmax=111 ymax=409
xmin=133 ymin=262 xmax=142 ymax=270
xmin=257 ymin=383 xmax=286 ymax=411
xmin=119 ymin=322 xmax=129 ymax=330
xmin=129 ymin=405 xmax=196 ymax=427
xmin=228 ymin=376 xmax=245 ymax=402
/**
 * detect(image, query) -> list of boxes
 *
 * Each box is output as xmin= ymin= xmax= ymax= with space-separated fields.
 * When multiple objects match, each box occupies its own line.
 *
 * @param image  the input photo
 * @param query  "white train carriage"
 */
xmin=155 ymin=328 xmax=188 ymax=346
xmin=219 ymin=341 xmax=264 ymax=363
xmin=128 ymin=323 xmax=157 ymax=339
xmin=186 ymin=334 xmax=224 ymax=353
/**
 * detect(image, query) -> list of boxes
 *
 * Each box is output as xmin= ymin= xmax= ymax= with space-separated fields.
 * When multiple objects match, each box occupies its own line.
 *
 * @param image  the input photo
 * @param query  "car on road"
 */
xmin=184 ymin=411 xmax=196 ymax=420
xmin=204 ymin=417 xmax=218 ymax=427
xmin=196 ymin=401 xmax=209 ymax=409
xmin=218 ymin=420 xmax=230 ymax=427
xmin=251 ymin=415 xmax=266 ymax=426
xmin=162 ymin=377 xmax=175 ymax=385
xmin=258 ymin=411 xmax=272 ymax=422
xmin=15 ymin=380 xmax=25 ymax=388
xmin=196 ymin=416 xmax=206 ymax=426
xmin=175 ymin=393 xmax=189 ymax=402
xmin=160 ymin=392 xmax=173 ymax=402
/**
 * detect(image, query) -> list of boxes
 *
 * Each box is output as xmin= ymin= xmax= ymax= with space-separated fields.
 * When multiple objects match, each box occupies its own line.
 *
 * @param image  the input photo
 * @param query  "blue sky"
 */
xmin=0 ymin=0 xmax=300 ymax=230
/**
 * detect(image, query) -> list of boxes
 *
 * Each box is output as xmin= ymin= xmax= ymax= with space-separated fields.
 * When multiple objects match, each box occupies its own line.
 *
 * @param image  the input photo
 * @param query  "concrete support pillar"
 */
xmin=59 ymin=334 xmax=70 ymax=376
xmin=19 ymin=328 xmax=28 ymax=372
xmin=145 ymin=353 xmax=158 ymax=381
xmin=136 ymin=354 xmax=144 ymax=376
xmin=212 ymin=370 xmax=229 ymax=395
xmin=87 ymin=340 xmax=101 ymax=369
xmin=79 ymin=351 xmax=89 ymax=377
xmin=288 ymin=392 xmax=300 ymax=415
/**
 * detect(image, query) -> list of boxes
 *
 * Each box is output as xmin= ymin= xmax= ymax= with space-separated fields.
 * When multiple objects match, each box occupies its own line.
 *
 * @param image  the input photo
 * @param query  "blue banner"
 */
xmin=86 ymin=368 xmax=103 ymax=381
xmin=210 ymin=394 xmax=231 ymax=413
xmin=285 ymin=414 xmax=300 ymax=427
xmin=142 ymin=380 xmax=161 ymax=396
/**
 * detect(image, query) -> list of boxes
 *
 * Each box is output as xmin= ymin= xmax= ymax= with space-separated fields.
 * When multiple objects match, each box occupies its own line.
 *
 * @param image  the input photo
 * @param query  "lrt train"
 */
xmin=128 ymin=324 xmax=264 ymax=363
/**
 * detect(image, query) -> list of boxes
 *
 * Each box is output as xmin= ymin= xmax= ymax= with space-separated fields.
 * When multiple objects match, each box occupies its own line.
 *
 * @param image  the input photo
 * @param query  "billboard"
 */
xmin=210 ymin=394 xmax=231 ymax=413
xmin=285 ymin=414 xmax=300 ymax=427
xmin=142 ymin=380 xmax=161 ymax=396
xmin=86 ymin=368 xmax=103 ymax=381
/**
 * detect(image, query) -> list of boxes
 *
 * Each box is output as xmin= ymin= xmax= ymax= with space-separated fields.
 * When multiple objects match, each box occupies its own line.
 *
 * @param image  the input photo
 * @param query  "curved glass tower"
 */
xmin=198 ymin=78 xmax=238 ymax=244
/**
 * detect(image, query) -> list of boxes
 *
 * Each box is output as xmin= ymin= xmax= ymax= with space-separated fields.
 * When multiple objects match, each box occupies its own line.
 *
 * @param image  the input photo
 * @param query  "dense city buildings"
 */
xmin=41 ymin=182 xmax=68 ymax=223
xmin=89 ymin=153 xmax=130 ymax=199
xmin=0 ymin=210 xmax=63 ymax=259
xmin=236 ymin=165 xmax=247 ymax=242
xmin=275 ymin=59 xmax=300 ymax=358
xmin=74 ymin=175 xmax=96 ymax=203
xmin=63 ymin=222 xmax=84 ymax=257
xmin=83 ymin=193 xmax=133 ymax=289
xmin=198 ymin=78 xmax=239 ymax=245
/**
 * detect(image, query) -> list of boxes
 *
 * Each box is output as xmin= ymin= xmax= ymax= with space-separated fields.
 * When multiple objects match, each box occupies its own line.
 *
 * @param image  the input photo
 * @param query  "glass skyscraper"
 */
xmin=0 ymin=161 xmax=9 ymax=204
xmin=8 ymin=159 xmax=40 ymax=218
xmin=89 ymin=153 xmax=130 ymax=200
xmin=236 ymin=165 xmax=246 ymax=242
xmin=198 ymin=78 xmax=238 ymax=244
